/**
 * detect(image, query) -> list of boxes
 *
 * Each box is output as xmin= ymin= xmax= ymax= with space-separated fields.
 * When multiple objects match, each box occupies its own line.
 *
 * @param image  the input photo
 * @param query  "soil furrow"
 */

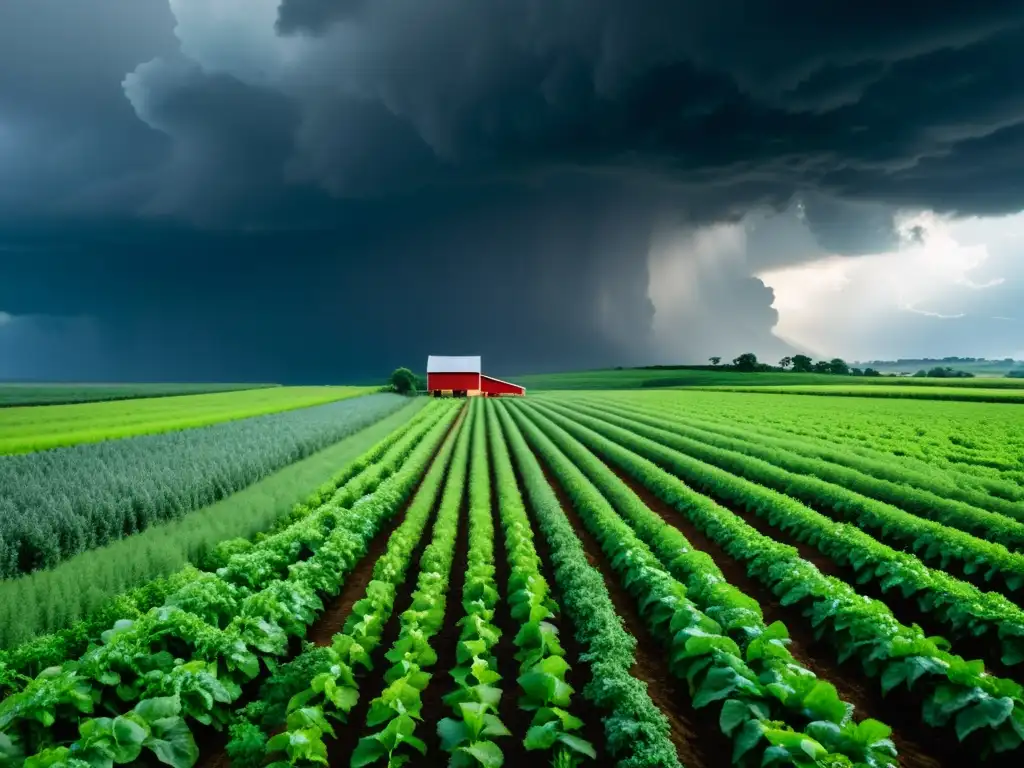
xmin=535 ymin=461 xmax=727 ymax=768
xmin=606 ymin=464 xmax=947 ymax=768
xmin=420 ymin=490 xmax=470 ymax=766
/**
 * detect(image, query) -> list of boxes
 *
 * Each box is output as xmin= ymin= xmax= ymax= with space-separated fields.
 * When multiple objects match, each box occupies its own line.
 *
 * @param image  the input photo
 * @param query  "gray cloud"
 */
xmin=2 ymin=0 xmax=1024 ymax=378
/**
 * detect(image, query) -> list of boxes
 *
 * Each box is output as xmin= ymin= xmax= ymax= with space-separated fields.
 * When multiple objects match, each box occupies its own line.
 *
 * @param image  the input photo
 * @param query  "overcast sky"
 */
xmin=1 ymin=0 xmax=1023 ymax=382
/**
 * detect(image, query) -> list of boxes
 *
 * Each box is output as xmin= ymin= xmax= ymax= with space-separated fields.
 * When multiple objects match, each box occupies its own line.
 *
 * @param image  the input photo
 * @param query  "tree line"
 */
xmin=707 ymin=353 xmax=884 ymax=377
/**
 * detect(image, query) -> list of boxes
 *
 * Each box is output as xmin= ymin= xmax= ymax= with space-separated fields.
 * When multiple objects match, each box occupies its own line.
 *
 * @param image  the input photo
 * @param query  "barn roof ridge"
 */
xmin=426 ymin=354 xmax=482 ymax=373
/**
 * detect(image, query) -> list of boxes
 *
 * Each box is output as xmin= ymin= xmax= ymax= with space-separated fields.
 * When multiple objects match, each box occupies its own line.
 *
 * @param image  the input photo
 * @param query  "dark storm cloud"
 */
xmin=3 ymin=0 xmax=1024 ymax=379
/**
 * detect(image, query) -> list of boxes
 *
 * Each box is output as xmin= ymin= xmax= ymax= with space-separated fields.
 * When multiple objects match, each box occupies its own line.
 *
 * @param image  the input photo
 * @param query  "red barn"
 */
xmin=427 ymin=355 xmax=525 ymax=397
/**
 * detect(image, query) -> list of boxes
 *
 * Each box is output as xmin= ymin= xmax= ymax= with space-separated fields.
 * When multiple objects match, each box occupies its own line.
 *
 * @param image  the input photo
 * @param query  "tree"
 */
xmin=390 ymin=367 xmax=418 ymax=395
xmin=863 ymin=367 xmax=882 ymax=377
xmin=778 ymin=356 xmax=793 ymax=370
xmin=791 ymin=354 xmax=814 ymax=373
xmin=732 ymin=352 xmax=759 ymax=372
xmin=813 ymin=360 xmax=831 ymax=373
xmin=709 ymin=356 xmax=721 ymax=366
xmin=850 ymin=367 xmax=863 ymax=376
xmin=828 ymin=358 xmax=850 ymax=375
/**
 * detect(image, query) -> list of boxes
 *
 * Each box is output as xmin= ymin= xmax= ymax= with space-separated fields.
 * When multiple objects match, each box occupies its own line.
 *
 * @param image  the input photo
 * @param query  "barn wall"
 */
xmin=481 ymin=375 xmax=525 ymax=395
xmin=427 ymin=372 xmax=481 ymax=391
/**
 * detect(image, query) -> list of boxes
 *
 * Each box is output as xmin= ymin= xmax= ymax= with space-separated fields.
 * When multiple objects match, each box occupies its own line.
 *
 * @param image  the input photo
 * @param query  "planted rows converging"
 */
xmin=3 ymin=387 xmax=1021 ymax=767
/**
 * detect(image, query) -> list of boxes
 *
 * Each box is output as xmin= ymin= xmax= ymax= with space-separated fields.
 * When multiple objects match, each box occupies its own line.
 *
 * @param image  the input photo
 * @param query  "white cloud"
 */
xmin=759 ymin=209 xmax=1023 ymax=358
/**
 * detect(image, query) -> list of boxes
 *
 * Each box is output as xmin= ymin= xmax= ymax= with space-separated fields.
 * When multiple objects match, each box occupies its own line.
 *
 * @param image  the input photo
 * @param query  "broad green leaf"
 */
xmin=459 ymin=741 xmax=504 ymax=768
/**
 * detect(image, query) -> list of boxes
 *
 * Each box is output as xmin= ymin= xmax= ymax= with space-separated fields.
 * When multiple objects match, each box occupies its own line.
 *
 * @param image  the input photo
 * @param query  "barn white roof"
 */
xmin=427 ymin=355 xmax=482 ymax=373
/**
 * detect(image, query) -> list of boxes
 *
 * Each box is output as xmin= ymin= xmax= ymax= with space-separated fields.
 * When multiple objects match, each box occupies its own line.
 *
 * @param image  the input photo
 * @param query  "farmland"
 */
xmin=518 ymin=366 xmax=1024 ymax=392
xmin=0 ymin=382 xmax=279 ymax=408
xmin=0 ymin=385 xmax=374 ymax=454
xmin=0 ymin=386 xmax=1022 ymax=768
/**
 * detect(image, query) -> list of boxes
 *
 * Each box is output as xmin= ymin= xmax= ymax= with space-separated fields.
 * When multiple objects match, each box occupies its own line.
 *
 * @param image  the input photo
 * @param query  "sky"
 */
xmin=1 ymin=0 xmax=1023 ymax=382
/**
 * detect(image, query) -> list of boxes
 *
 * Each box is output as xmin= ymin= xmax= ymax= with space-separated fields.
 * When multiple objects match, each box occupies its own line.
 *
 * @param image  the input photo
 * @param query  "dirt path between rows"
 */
xmin=606 ymin=464 xmax=953 ymax=768
xmin=535 ymin=461 xmax=730 ymax=768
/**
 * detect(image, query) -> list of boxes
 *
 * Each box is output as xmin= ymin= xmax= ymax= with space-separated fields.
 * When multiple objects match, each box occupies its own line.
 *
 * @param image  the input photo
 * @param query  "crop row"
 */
xmin=579 ymin=393 xmax=1024 ymax=531
xmin=226 ymin=402 xmax=465 ymax=767
xmin=545 ymin=399 xmax=1024 ymax=670
xmin=476 ymin=399 xmax=596 ymax=766
xmin=0 ymin=386 xmax=374 ymax=455
xmin=506 ymin=402 xmax=898 ymax=766
xmin=525 ymin=401 xmax=1024 ymax=757
xmin=592 ymin=392 xmax=1024 ymax=514
xmin=0 ymin=402 xmax=458 ymax=768
xmin=660 ymin=390 xmax=1024 ymax=490
xmin=0 ymin=393 xmax=409 ymax=578
xmin=0 ymin=383 xmax=278 ymax=409
xmin=349 ymin=398 xmax=472 ymax=766
xmin=434 ymin=402 xmax=513 ymax=765
xmin=0 ymin=401 xmax=450 ymax=681
xmin=489 ymin=401 xmax=683 ymax=768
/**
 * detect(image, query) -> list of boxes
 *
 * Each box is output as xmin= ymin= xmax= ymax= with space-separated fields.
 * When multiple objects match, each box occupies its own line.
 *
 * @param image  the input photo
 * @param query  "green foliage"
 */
xmin=490 ymin=401 xmax=682 ymax=768
xmin=0 ymin=403 xmax=462 ymax=768
xmin=0 ymin=383 xmax=278 ymax=408
xmin=0 ymin=399 xmax=428 ymax=651
xmin=548 ymin=397 xmax=1024 ymax=673
xmin=389 ymin=368 xmax=418 ymax=396
xmin=506 ymin=403 xmax=893 ymax=767
xmin=0 ymin=394 xmax=409 ymax=580
xmin=529 ymin=398 xmax=1024 ymax=757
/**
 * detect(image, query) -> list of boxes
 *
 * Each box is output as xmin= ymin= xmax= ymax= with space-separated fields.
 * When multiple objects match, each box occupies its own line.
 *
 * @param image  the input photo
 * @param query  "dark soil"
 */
xmin=195 ymin=411 xmax=466 ymax=768
xmin=498 ymin=450 xmax=609 ymax=763
xmin=419 ymin=488 xmax=470 ymax=766
xmin=678 ymin=473 xmax=1016 ymax=680
xmin=322 ymin=409 xmax=465 ymax=766
xmin=608 ymin=465 xmax=949 ymax=768
xmin=487 ymin=455 xmax=540 ymax=767
xmin=535 ymin=461 xmax=729 ymax=768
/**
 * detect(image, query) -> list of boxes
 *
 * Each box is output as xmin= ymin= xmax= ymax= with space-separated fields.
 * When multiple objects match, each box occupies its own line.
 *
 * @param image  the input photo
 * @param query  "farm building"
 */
xmin=427 ymin=355 xmax=525 ymax=397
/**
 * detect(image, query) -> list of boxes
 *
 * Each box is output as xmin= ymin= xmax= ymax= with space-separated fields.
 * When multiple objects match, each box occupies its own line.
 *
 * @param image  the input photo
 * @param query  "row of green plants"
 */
xmin=489 ymin=402 xmax=683 ymax=768
xmin=582 ymin=394 xmax=1024 ymax=535
xmin=600 ymin=393 xmax=1023 ymax=517
xmin=350 ymin=403 xmax=474 ymax=766
xmin=0 ymin=401 xmax=451 ymax=691
xmin=0 ymin=393 xmax=408 ymax=579
xmin=228 ymin=404 xmax=466 ymax=768
xmin=561 ymin=398 xmax=1024 ymax=597
xmin=670 ymin=392 xmax=1024 ymax=496
xmin=484 ymin=401 xmax=596 ymax=767
xmin=548 ymin=400 xmax=1024 ymax=670
xmin=0 ymin=401 xmax=429 ymax=651
xmin=507 ymin=404 xmax=898 ymax=767
xmin=436 ymin=402 xmax=512 ymax=766
xmin=0 ymin=405 xmax=459 ymax=768
xmin=531 ymin=402 xmax=1024 ymax=758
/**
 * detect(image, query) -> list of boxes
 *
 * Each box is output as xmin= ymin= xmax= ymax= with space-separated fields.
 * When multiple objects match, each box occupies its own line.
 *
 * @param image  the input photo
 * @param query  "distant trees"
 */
xmin=389 ymin=367 xmax=419 ymax=395
xmin=829 ymin=358 xmax=850 ymax=375
xmin=732 ymin=352 xmax=760 ymax=372
xmin=703 ymin=352 xmax=889 ymax=377
xmin=791 ymin=355 xmax=814 ymax=373
xmin=914 ymin=366 xmax=976 ymax=379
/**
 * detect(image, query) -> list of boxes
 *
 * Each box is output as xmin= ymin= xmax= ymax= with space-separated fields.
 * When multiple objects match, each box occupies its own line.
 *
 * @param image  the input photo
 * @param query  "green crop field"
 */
xmin=0 ymin=385 xmax=375 ymax=454
xmin=703 ymin=383 xmax=1024 ymax=402
xmin=0 ymin=382 xmax=278 ymax=407
xmin=1 ymin=390 xmax=1022 ymax=768
xmin=517 ymin=366 xmax=1024 ymax=392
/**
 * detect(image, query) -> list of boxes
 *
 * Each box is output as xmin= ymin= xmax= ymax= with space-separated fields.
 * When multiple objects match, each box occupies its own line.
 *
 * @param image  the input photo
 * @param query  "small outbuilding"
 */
xmin=427 ymin=355 xmax=525 ymax=397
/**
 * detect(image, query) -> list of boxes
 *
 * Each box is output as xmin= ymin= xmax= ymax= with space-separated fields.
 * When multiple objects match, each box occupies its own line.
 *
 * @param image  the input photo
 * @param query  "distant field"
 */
xmin=703 ymin=384 xmax=1024 ymax=403
xmin=517 ymin=367 xmax=1024 ymax=391
xmin=0 ymin=385 xmax=375 ymax=454
xmin=0 ymin=381 xmax=277 ymax=407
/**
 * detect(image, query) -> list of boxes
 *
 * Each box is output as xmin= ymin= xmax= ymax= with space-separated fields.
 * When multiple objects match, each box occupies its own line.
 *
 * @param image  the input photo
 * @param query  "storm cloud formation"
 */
xmin=2 ymin=0 xmax=1024 ymax=379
